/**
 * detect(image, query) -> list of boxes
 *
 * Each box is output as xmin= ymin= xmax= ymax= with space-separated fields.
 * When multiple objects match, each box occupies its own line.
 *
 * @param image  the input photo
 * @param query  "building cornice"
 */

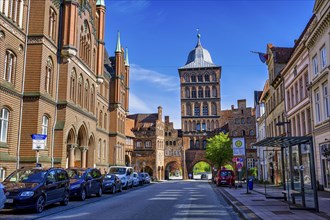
xmin=306 ymin=10 xmax=330 ymax=49
xmin=0 ymin=82 xmax=22 ymax=98
xmin=27 ymin=35 xmax=57 ymax=54
xmin=57 ymin=100 xmax=97 ymax=121
xmin=0 ymin=15 xmax=26 ymax=42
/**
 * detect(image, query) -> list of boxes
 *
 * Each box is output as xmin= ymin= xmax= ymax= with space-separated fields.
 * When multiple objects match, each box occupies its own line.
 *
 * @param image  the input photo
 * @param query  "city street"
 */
xmin=0 ymin=180 xmax=241 ymax=220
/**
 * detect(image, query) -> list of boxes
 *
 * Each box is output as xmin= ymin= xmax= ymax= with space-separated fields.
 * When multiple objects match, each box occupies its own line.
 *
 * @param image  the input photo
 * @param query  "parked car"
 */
xmin=138 ymin=172 xmax=145 ymax=185
xmin=0 ymin=183 xmax=6 ymax=210
xmin=108 ymin=166 xmax=133 ymax=189
xmin=215 ymin=169 xmax=235 ymax=187
xmin=201 ymin=173 xmax=207 ymax=180
xmin=102 ymin=174 xmax=122 ymax=194
xmin=66 ymin=168 xmax=103 ymax=201
xmin=143 ymin=173 xmax=151 ymax=184
xmin=132 ymin=172 xmax=140 ymax=187
xmin=3 ymin=167 xmax=70 ymax=213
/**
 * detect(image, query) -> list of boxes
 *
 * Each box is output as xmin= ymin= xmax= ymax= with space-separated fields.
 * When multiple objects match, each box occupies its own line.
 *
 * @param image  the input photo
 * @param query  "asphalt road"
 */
xmin=0 ymin=180 xmax=241 ymax=220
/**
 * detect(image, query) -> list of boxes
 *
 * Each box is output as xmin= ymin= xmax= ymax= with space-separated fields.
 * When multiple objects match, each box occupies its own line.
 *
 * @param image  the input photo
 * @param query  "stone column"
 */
xmin=80 ymin=146 xmax=88 ymax=168
xmin=68 ymin=144 xmax=77 ymax=168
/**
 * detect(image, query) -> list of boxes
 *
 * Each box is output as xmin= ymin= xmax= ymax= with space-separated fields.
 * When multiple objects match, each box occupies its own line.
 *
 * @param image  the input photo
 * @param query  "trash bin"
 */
xmin=248 ymin=179 xmax=253 ymax=190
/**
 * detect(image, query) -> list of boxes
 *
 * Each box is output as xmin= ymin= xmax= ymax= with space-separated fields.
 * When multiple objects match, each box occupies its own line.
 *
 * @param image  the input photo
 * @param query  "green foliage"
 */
xmin=249 ymin=167 xmax=258 ymax=177
xmin=193 ymin=161 xmax=211 ymax=174
xmin=224 ymin=164 xmax=234 ymax=171
xmin=205 ymin=132 xmax=233 ymax=170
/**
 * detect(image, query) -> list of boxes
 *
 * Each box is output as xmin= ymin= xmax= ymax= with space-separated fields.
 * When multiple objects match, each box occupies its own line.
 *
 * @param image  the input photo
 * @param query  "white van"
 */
xmin=108 ymin=166 xmax=133 ymax=189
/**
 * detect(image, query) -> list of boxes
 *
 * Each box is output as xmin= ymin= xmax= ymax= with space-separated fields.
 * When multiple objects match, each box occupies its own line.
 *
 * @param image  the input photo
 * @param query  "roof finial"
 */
xmin=125 ymin=47 xmax=130 ymax=67
xmin=196 ymin=28 xmax=201 ymax=47
xmin=116 ymin=31 xmax=121 ymax=53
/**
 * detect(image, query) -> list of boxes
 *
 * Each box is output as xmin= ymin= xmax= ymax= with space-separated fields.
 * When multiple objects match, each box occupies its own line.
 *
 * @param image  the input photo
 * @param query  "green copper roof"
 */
xmin=116 ymin=31 xmax=121 ymax=53
xmin=96 ymin=0 xmax=105 ymax=6
xmin=125 ymin=47 xmax=129 ymax=66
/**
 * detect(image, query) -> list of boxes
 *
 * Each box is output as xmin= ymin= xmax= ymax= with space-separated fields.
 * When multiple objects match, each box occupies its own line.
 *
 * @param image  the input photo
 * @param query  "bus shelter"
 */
xmin=254 ymin=136 xmax=319 ymax=212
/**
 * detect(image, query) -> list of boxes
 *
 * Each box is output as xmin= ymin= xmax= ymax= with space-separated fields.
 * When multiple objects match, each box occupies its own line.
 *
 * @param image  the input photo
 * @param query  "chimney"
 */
xmin=158 ymin=106 xmax=162 ymax=121
xmin=231 ymin=105 xmax=234 ymax=110
xmin=165 ymin=116 xmax=170 ymax=123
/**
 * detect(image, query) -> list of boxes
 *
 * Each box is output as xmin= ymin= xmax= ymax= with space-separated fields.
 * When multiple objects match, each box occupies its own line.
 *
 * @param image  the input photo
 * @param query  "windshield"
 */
xmin=5 ymin=169 xmax=46 ymax=183
xmin=109 ymin=167 xmax=126 ymax=175
xmin=67 ymin=169 xmax=85 ymax=179
xmin=139 ymin=173 xmax=145 ymax=177
xmin=220 ymin=171 xmax=232 ymax=177
xmin=104 ymin=174 xmax=115 ymax=180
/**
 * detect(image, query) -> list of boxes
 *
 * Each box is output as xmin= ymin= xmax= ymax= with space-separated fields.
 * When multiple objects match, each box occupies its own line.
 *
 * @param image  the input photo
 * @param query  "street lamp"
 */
xmin=180 ymin=145 xmax=186 ymax=179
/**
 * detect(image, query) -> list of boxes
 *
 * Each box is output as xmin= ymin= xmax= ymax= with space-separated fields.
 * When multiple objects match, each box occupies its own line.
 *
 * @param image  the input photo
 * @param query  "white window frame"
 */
xmin=136 ymin=141 xmax=142 ymax=148
xmin=0 ymin=108 xmax=9 ymax=143
xmin=98 ymin=140 xmax=101 ymax=159
xmin=145 ymin=141 xmax=151 ymax=148
xmin=312 ymin=55 xmax=319 ymax=76
xmin=323 ymin=82 xmax=330 ymax=118
xmin=320 ymin=46 xmax=327 ymax=69
xmin=41 ymin=115 xmax=49 ymax=146
xmin=315 ymin=89 xmax=321 ymax=123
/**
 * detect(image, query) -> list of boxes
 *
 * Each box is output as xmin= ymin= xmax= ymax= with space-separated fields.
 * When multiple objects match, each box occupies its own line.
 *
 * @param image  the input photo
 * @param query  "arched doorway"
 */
xmin=192 ymin=161 xmax=211 ymax=179
xmin=125 ymin=155 xmax=130 ymax=167
xmin=77 ymin=124 xmax=88 ymax=168
xmin=66 ymin=128 xmax=76 ymax=168
xmin=87 ymin=134 xmax=95 ymax=168
xmin=165 ymin=161 xmax=182 ymax=180
xmin=144 ymin=166 xmax=153 ymax=177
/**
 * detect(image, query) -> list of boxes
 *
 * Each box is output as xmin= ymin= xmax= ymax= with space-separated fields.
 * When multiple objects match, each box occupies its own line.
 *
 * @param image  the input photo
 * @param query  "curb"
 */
xmin=211 ymin=183 xmax=261 ymax=220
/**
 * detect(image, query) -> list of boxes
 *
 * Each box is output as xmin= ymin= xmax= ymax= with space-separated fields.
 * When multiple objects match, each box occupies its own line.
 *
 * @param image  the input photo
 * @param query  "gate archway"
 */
xmin=192 ymin=161 xmax=212 ymax=179
xmin=165 ymin=161 xmax=182 ymax=180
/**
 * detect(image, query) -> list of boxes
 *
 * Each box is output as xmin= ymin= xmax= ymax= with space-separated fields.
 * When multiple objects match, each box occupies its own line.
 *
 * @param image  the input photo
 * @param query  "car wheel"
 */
xmin=112 ymin=186 xmax=116 ymax=194
xmin=60 ymin=190 xmax=69 ymax=206
xmin=119 ymin=185 xmax=123 ymax=192
xmin=80 ymin=188 xmax=86 ymax=201
xmin=96 ymin=186 xmax=102 ymax=197
xmin=35 ymin=195 xmax=45 ymax=213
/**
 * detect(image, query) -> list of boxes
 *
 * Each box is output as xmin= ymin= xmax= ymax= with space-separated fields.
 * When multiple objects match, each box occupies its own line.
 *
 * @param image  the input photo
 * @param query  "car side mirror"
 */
xmin=47 ymin=179 xmax=54 ymax=185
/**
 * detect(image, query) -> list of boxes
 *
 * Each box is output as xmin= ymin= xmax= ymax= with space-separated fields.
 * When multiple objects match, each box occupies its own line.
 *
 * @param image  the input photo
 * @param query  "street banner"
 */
xmin=31 ymin=134 xmax=47 ymax=150
xmin=232 ymin=137 xmax=245 ymax=156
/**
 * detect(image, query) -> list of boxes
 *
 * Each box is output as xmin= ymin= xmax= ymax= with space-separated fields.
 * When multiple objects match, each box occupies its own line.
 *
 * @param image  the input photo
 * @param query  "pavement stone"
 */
xmin=212 ymin=182 xmax=330 ymax=220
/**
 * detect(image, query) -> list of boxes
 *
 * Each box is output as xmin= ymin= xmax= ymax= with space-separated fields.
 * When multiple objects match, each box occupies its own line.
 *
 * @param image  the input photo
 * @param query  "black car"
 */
xmin=102 ymin=174 xmax=122 ymax=194
xmin=201 ymin=173 xmax=208 ymax=180
xmin=66 ymin=168 xmax=103 ymax=201
xmin=3 ymin=167 xmax=70 ymax=213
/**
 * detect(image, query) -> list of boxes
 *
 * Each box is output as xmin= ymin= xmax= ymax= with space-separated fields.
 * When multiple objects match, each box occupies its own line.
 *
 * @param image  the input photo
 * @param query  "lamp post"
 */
xmin=181 ymin=145 xmax=186 ymax=179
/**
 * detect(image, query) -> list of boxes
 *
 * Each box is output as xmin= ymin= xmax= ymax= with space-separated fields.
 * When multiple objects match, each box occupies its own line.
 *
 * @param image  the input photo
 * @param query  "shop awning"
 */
xmin=254 ymin=136 xmax=312 ymax=148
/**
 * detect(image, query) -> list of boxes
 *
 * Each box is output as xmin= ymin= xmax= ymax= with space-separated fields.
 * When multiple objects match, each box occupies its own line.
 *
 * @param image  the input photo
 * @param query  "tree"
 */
xmin=205 ymin=132 xmax=233 ymax=169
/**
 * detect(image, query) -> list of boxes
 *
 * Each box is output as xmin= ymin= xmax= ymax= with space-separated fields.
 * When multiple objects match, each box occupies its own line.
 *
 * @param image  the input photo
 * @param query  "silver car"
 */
xmin=0 ymin=183 xmax=5 ymax=210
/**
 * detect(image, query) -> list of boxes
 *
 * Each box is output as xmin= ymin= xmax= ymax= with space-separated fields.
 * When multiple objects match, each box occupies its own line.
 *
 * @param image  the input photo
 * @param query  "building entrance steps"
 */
xmin=212 ymin=182 xmax=330 ymax=220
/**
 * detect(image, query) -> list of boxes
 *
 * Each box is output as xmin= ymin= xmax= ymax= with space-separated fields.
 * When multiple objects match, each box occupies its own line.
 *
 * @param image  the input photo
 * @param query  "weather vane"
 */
xmin=196 ymin=28 xmax=200 ymax=38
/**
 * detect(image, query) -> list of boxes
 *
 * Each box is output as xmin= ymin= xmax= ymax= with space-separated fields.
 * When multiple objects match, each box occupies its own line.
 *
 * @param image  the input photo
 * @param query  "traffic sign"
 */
xmin=31 ymin=134 xmax=47 ymax=150
xmin=236 ymin=162 xmax=243 ymax=169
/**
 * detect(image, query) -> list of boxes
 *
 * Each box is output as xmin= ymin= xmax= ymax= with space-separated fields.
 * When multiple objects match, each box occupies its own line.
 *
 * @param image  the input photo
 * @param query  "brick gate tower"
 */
xmin=178 ymin=34 xmax=222 ymax=179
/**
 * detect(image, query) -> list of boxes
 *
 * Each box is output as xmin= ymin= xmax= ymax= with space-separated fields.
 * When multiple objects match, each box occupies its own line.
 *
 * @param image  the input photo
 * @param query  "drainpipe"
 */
xmin=50 ymin=1 xmax=64 ymax=167
xmin=16 ymin=0 xmax=31 ymax=169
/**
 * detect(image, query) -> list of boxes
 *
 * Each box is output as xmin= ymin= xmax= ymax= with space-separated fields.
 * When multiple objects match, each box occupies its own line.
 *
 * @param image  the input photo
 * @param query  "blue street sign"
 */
xmin=239 ymin=158 xmax=244 ymax=162
xmin=31 ymin=134 xmax=47 ymax=140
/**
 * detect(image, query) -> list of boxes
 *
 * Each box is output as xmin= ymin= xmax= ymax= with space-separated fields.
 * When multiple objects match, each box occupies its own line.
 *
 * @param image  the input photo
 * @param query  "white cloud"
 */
xmin=129 ymin=93 xmax=153 ymax=113
xmin=130 ymin=64 xmax=179 ymax=91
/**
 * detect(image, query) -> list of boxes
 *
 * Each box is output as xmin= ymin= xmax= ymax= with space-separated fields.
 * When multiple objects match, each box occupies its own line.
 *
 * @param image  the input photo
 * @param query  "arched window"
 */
xmin=191 ymin=87 xmax=196 ymax=98
xmin=70 ymin=69 xmax=76 ymax=102
xmin=211 ymin=73 xmax=216 ymax=82
xmin=212 ymin=86 xmax=217 ymax=97
xmin=242 ymin=130 xmax=246 ymax=136
xmin=211 ymin=103 xmax=217 ymax=115
xmin=90 ymin=85 xmax=95 ymax=113
xmin=104 ymin=113 xmax=107 ymax=130
xmin=235 ymin=118 xmax=240 ymax=124
xmin=184 ymin=121 xmax=187 ymax=131
xmin=205 ymin=87 xmax=210 ymax=97
xmin=203 ymin=140 xmax=207 ymax=149
xmin=211 ymin=120 xmax=214 ymax=130
xmin=80 ymin=20 xmax=92 ymax=66
xmin=78 ymin=75 xmax=83 ymax=106
xmin=103 ymin=140 xmax=106 ymax=161
xmin=241 ymin=118 xmax=245 ymax=124
xmin=191 ymin=75 xmax=196 ymax=82
xmin=204 ymin=74 xmax=210 ymax=82
xmin=184 ymin=74 xmax=190 ymax=82
xmin=41 ymin=115 xmax=49 ymax=146
xmin=249 ymin=129 xmax=255 ymax=136
xmin=185 ymin=87 xmax=190 ymax=98
xmin=0 ymin=108 xmax=9 ymax=142
xmin=48 ymin=7 xmax=57 ymax=41
xmin=188 ymin=121 xmax=191 ymax=131
xmin=99 ymin=110 xmax=103 ymax=128
xmin=45 ymin=57 xmax=53 ymax=94
xmin=190 ymin=140 xmax=194 ymax=148
xmin=203 ymin=103 xmax=208 ymax=116
xmin=198 ymin=87 xmax=203 ymax=98
xmin=98 ymin=139 xmax=101 ymax=160
xmin=3 ymin=50 xmax=16 ymax=83
xmin=195 ymin=140 xmax=200 ymax=148
xmin=84 ymin=80 xmax=89 ymax=109
xmin=233 ymin=131 xmax=237 ymax=136
xmin=215 ymin=121 xmax=219 ymax=129
xmin=247 ymin=117 xmax=251 ymax=124
xmin=198 ymin=75 xmax=203 ymax=82
xmin=194 ymin=104 xmax=200 ymax=116
xmin=2 ymin=0 xmax=23 ymax=27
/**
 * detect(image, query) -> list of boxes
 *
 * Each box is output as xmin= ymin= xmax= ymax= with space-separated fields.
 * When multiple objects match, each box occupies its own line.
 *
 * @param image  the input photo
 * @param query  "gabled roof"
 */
xmin=127 ymin=113 xmax=159 ymax=129
xmin=270 ymin=47 xmax=294 ymax=64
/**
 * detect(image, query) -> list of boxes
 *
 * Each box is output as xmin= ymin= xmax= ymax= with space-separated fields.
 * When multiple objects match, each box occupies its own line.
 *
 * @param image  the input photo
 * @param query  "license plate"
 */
xmin=6 ymin=198 xmax=13 ymax=203
xmin=221 ymin=180 xmax=227 ymax=183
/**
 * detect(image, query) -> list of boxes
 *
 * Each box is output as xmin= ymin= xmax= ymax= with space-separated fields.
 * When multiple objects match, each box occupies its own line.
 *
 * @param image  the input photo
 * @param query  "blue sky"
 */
xmin=103 ymin=0 xmax=315 ymax=129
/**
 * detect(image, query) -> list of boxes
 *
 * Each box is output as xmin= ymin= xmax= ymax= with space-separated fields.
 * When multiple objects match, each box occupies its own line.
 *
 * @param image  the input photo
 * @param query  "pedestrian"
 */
xmin=189 ymin=173 xmax=192 ymax=179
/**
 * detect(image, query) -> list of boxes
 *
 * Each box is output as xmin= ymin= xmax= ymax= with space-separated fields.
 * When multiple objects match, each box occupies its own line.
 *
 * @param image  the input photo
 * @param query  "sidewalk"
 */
xmin=213 ymin=183 xmax=330 ymax=220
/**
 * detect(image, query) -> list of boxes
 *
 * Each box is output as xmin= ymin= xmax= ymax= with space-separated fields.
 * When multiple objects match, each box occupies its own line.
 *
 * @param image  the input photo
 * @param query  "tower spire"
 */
xmin=196 ymin=28 xmax=201 ymax=47
xmin=125 ymin=47 xmax=130 ymax=67
xmin=116 ymin=31 xmax=121 ymax=53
